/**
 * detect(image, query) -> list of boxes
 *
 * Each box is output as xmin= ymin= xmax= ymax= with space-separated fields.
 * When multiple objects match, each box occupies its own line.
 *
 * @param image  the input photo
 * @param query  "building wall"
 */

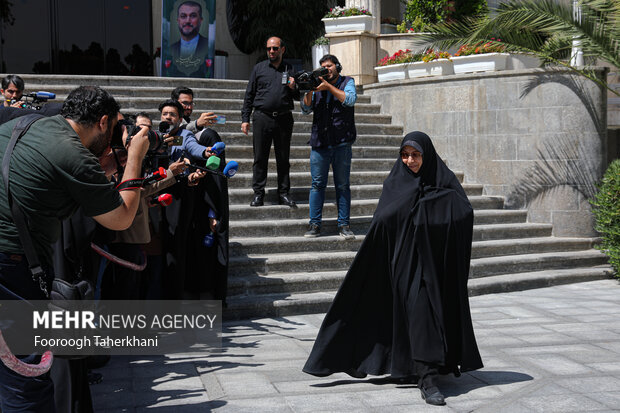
xmin=364 ymin=68 xmax=608 ymax=237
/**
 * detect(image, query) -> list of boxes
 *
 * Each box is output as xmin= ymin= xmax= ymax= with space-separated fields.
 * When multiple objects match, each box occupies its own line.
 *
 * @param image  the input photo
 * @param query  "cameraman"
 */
xmin=100 ymin=112 xmax=188 ymax=300
xmin=301 ymin=54 xmax=357 ymax=240
xmin=1 ymin=75 xmax=24 ymax=108
xmin=0 ymin=86 xmax=149 ymax=411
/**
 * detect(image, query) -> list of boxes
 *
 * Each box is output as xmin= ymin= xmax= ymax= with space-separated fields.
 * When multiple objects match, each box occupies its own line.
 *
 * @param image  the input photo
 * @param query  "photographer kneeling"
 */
xmin=0 ymin=86 xmax=149 ymax=411
xmin=301 ymin=54 xmax=357 ymax=240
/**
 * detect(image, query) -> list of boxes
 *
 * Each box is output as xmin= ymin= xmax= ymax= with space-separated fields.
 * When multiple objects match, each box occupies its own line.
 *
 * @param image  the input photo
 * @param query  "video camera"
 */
xmin=10 ymin=91 xmax=56 ymax=110
xmin=293 ymin=67 xmax=329 ymax=91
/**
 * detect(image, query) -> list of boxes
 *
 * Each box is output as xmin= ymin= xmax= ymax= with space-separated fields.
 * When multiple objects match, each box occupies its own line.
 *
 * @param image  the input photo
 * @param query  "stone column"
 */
xmin=327 ymin=31 xmax=378 ymax=85
xmin=346 ymin=0 xmax=380 ymax=34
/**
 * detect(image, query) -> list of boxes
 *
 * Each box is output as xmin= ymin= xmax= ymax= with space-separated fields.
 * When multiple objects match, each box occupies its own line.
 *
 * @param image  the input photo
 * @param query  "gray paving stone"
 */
xmin=91 ymin=280 xmax=620 ymax=412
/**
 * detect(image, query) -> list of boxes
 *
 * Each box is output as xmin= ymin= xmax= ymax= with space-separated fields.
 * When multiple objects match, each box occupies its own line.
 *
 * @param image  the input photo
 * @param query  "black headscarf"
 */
xmin=303 ymin=132 xmax=482 ymax=378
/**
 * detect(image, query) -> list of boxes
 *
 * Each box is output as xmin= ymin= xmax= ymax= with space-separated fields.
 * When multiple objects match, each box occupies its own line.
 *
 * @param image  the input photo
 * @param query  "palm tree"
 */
xmin=416 ymin=0 xmax=620 ymax=95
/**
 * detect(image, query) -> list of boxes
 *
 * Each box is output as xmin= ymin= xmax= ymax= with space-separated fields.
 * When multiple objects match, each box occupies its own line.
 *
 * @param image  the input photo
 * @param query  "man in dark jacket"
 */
xmin=301 ymin=54 xmax=357 ymax=239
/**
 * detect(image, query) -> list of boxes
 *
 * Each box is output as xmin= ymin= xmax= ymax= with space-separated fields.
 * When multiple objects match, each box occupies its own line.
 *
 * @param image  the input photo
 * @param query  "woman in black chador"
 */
xmin=303 ymin=131 xmax=482 ymax=406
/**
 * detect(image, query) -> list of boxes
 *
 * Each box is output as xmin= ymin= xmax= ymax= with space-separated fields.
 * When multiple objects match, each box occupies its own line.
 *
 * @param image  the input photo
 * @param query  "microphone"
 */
xmin=210 ymin=142 xmax=225 ymax=155
xmin=150 ymin=193 xmax=173 ymax=207
xmin=203 ymin=232 xmax=215 ymax=247
xmin=143 ymin=167 xmax=167 ymax=185
xmin=206 ymin=156 xmax=221 ymax=170
xmin=223 ymin=160 xmax=238 ymax=177
xmin=26 ymin=91 xmax=56 ymax=100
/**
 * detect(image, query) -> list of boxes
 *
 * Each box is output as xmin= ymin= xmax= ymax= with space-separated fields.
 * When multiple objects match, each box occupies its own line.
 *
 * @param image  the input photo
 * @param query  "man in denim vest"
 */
xmin=301 ymin=54 xmax=357 ymax=239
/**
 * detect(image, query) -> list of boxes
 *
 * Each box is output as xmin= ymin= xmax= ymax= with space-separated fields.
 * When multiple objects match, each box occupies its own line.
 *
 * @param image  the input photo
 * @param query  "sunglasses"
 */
xmin=266 ymin=46 xmax=280 ymax=51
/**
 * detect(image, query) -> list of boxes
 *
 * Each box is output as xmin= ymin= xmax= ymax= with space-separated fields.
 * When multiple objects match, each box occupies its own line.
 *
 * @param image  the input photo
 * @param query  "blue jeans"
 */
xmin=309 ymin=142 xmax=352 ymax=227
xmin=0 ymin=252 xmax=56 ymax=413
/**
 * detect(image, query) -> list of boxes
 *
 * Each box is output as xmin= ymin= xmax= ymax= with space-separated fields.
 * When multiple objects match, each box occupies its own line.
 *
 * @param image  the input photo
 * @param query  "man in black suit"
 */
xmin=165 ymin=1 xmax=210 ymax=77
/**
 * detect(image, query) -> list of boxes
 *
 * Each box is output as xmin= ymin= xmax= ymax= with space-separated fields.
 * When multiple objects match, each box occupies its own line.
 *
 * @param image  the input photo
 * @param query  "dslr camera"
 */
xmin=113 ymin=119 xmax=176 ymax=153
xmin=293 ymin=67 xmax=329 ymax=91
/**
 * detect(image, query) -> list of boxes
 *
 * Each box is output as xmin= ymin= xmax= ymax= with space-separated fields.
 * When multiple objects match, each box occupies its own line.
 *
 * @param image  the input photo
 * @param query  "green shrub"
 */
xmin=590 ymin=159 xmax=620 ymax=277
xmin=400 ymin=0 xmax=488 ymax=28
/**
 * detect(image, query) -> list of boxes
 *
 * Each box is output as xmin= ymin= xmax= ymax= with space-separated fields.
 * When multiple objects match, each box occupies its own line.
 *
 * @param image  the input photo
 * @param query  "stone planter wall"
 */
xmin=364 ymin=68 xmax=609 ymax=237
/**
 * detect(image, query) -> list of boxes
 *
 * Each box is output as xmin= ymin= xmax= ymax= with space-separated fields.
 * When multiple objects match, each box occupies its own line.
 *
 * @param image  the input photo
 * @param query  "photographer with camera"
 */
xmin=301 ymin=54 xmax=357 ymax=240
xmin=1 ymin=75 xmax=24 ymax=108
xmin=99 ymin=112 xmax=189 ymax=301
xmin=0 ymin=86 xmax=149 ymax=411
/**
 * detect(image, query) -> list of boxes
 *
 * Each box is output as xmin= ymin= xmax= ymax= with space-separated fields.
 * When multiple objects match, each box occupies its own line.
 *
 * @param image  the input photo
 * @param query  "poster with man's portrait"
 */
xmin=161 ymin=0 xmax=216 ymax=78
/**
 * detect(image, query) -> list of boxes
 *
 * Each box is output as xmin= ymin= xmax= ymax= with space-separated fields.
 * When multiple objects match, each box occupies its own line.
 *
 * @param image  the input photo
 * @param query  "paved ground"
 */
xmin=91 ymin=279 xmax=620 ymax=412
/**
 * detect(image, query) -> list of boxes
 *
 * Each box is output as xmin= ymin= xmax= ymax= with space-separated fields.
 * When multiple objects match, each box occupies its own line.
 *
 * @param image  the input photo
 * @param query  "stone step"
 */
xmin=229 ymin=235 xmax=594 ymax=259
xmin=19 ymin=75 xmax=248 ymax=89
xmin=225 ymin=144 xmax=400 ymax=160
xmin=227 ymin=192 xmax=490 ymax=221
xmin=227 ymin=185 xmax=488 ymax=205
xmin=228 ymin=170 xmax=392 ymax=188
xmin=171 ymin=119 xmax=404 ymax=135
xmin=217 ymin=132 xmax=406 ymax=147
xmin=227 ymin=171 xmax=465 ymax=188
xmin=117 ymin=104 xmax=389 ymax=122
xmin=228 ymin=244 xmax=602 ymax=278
xmin=222 ymin=265 xmax=614 ymax=320
xmin=230 ymin=157 xmax=397 ymax=173
xmin=229 ymin=216 xmax=548 ymax=240
xmin=469 ymin=249 xmax=608 ymax=278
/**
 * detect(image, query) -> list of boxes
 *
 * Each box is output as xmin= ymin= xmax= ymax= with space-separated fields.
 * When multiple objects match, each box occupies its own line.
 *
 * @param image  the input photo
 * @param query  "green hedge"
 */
xmin=590 ymin=159 xmax=620 ymax=277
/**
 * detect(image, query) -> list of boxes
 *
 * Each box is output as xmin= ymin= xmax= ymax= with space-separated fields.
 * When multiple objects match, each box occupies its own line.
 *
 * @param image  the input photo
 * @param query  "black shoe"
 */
xmin=250 ymin=194 xmax=264 ymax=207
xmin=420 ymin=384 xmax=446 ymax=406
xmin=278 ymin=194 xmax=296 ymax=207
xmin=339 ymin=225 xmax=355 ymax=240
xmin=304 ymin=224 xmax=320 ymax=238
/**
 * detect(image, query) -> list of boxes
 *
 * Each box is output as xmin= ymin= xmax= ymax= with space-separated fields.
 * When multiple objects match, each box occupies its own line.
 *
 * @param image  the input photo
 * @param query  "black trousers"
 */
xmin=251 ymin=111 xmax=294 ymax=195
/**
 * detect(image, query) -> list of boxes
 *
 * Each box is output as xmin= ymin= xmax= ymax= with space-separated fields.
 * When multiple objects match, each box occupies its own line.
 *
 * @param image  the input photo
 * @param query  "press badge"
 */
xmin=282 ymin=72 xmax=288 ymax=85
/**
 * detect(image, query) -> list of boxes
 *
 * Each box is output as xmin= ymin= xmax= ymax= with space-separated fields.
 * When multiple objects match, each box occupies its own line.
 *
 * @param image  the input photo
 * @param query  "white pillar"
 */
xmin=346 ymin=0 xmax=380 ymax=34
xmin=570 ymin=0 xmax=584 ymax=67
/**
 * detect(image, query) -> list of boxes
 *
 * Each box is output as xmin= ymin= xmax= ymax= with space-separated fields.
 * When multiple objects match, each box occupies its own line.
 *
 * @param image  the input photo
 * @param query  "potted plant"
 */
xmin=407 ymin=49 xmax=453 ymax=78
xmin=374 ymin=49 xmax=423 ymax=82
xmin=451 ymin=39 xmax=509 ymax=74
xmin=322 ymin=6 xmax=373 ymax=34
xmin=381 ymin=17 xmax=399 ymax=34
xmin=312 ymin=36 xmax=330 ymax=69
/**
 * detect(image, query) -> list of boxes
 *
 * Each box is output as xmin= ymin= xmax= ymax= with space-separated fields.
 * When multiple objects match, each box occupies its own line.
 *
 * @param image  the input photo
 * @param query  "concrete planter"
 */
xmin=407 ymin=59 xmax=453 ymax=78
xmin=323 ymin=15 xmax=373 ymax=33
xmin=375 ymin=63 xmax=409 ymax=82
xmin=452 ymin=53 xmax=509 ymax=74
xmin=312 ymin=44 xmax=330 ymax=69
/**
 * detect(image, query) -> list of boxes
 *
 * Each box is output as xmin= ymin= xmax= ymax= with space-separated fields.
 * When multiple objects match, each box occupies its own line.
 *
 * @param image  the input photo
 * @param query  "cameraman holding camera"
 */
xmin=301 ymin=54 xmax=357 ymax=240
xmin=1 ymin=75 xmax=24 ymax=108
xmin=0 ymin=86 xmax=149 ymax=411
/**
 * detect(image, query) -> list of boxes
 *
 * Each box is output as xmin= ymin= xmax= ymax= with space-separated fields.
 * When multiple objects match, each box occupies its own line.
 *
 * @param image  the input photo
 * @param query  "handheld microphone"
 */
xmin=206 ymin=156 xmax=221 ymax=170
xmin=210 ymin=142 xmax=225 ymax=155
xmin=143 ymin=167 xmax=167 ymax=185
xmin=150 ymin=193 xmax=173 ymax=207
xmin=223 ymin=160 xmax=238 ymax=177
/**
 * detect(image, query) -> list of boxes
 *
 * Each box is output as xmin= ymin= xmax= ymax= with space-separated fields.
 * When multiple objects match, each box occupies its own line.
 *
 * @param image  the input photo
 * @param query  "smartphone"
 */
xmin=215 ymin=115 xmax=226 ymax=125
xmin=169 ymin=135 xmax=183 ymax=146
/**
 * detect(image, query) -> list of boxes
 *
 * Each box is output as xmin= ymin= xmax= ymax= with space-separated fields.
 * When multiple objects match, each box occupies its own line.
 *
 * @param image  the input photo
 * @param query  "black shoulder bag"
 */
xmin=1 ymin=114 xmax=94 ymax=304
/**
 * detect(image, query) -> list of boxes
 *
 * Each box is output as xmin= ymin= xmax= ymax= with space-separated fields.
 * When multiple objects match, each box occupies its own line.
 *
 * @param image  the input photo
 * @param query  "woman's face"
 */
xmin=401 ymin=145 xmax=423 ymax=173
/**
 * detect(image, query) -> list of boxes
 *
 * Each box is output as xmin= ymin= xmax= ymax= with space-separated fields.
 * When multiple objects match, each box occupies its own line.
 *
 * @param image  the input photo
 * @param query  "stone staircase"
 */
xmin=13 ymin=74 xmax=613 ymax=320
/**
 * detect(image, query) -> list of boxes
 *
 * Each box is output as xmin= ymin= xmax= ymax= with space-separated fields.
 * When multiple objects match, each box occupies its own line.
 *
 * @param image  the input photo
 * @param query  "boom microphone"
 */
xmin=26 ymin=91 xmax=56 ymax=100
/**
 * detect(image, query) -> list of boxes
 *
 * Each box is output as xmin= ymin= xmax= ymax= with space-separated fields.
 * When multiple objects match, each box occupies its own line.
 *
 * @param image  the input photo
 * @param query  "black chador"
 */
xmin=164 ymin=128 xmax=229 ymax=304
xmin=303 ymin=132 xmax=482 ymax=378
